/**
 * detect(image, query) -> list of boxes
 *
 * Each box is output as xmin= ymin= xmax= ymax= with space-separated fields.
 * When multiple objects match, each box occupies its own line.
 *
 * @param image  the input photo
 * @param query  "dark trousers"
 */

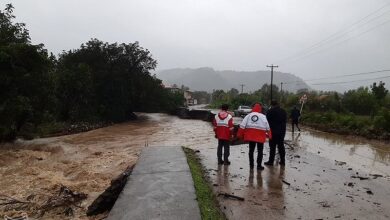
xmin=217 ymin=139 xmax=230 ymax=162
xmin=292 ymin=119 xmax=300 ymax=132
xmin=249 ymin=142 xmax=264 ymax=167
xmin=268 ymin=137 xmax=285 ymax=164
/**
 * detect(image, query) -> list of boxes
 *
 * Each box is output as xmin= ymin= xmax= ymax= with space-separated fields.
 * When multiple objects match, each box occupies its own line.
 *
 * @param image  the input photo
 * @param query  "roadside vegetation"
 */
xmin=0 ymin=4 xmax=184 ymax=141
xmin=209 ymin=82 xmax=390 ymax=140
xmin=183 ymin=147 xmax=226 ymax=220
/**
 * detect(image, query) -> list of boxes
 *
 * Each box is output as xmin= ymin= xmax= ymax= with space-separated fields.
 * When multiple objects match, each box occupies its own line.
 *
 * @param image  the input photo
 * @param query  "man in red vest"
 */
xmin=213 ymin=104 xmax=234 ymax=165
xmin=237 ymin=103 xmax=271 ymax=170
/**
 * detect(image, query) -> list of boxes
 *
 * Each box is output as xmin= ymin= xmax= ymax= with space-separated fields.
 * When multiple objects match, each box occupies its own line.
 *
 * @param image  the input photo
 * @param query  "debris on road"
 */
xmin=282 ymin=180 xmax=291 ymax=186
xmin=335 ymin=160 xmax=347 ymax=166
xmin=217 ymin=193 xmax=245 ymax=201
xmin=351 ymin=175 xmax=369 ymax=180
xmin=318 ymin=201 xmax=331 ymax=208
xmin=369 ymin=174 xmax=383 ymax=179
xmin=0 ymin=184 xmax=87 ymax=218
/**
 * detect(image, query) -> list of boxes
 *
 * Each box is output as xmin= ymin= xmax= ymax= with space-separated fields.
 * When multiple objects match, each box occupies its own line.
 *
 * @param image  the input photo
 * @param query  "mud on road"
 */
xmin=0 ymin=113 xmax=389 ymax=219
xmin=199 ymin=128 xmax=390 ymax=220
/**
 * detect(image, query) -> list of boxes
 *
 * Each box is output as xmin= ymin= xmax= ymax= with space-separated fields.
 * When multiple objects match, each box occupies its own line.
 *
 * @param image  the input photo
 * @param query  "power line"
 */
xmin=275 ymin=2 xmax=390 ymax=64
xmin=311 ymin=75 xmax=390 ymax=85
xmin=304 ymin=69 xmax=390 ymax=82
xmin=287 ymin=11 xmax=390 ymax=63
xmin=276 ymin=2 xmax=390 ymax=63
xmin=287 ymin=17 xmax=390 ymax=63
xmin=283 ymin=69 xmax=390 ymax=84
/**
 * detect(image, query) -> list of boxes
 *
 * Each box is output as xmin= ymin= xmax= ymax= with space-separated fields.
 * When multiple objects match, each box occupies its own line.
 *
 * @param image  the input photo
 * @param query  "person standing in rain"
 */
xmin=237 ymin=103 xmax=271 ymax=170
xmin=213 ymin=104 xmax=234 ymax=165
xmin=290 ymin=106 xmax=301 ymax=132
xmin=265 ymin=100 xmax=287 ymax=166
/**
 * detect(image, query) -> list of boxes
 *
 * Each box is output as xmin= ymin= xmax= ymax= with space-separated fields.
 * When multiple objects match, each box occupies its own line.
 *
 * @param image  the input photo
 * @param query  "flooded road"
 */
xmin=1 ymin=113 xmax=389 ymax=219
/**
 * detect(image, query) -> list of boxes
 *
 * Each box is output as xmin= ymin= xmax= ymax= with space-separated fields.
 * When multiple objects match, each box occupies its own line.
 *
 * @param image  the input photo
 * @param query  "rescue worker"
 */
xmin=291 ymin=106 xmax=301 ymax=132
xmin=265 ymin=100 xmax=287 ymax=166
xmin=213 ymin=104 xmax=234 ymax=165
xmin=237 ymin=103 xmax=271 ymax=170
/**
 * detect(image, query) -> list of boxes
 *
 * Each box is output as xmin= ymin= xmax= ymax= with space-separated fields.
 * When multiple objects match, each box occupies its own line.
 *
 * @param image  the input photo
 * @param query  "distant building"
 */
xmin=162 ymin=84 xmax=197 ymax=106
xmin=162 ymin=84 xmax=181 ymax=93
xmin=184 ymin=90 xmax=197 ymax=106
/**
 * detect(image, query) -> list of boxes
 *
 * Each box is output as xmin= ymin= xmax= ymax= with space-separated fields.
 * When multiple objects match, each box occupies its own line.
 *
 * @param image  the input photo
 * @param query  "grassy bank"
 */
xmin=183 ymin=147 xmax=226 ymax=220
xmin=301 ymin=111 xmax=390 ymax=141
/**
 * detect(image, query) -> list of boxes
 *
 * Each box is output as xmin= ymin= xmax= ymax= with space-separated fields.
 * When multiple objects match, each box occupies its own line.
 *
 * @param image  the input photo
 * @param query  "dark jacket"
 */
xmin=266 ymin=106 xmax=287 ymax=139
xmin=291 ymin=108 xmax=301 ymax=121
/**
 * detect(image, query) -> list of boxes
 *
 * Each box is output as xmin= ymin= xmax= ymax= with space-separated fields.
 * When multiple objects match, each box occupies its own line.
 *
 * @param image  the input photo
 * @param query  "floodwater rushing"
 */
xmin=0 ymin=113 xmax=389 ymax=219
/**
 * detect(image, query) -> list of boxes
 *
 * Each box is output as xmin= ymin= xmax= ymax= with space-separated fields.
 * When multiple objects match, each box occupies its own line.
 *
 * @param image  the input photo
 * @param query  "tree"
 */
xmin=56 ymin=39 xmax=181 ymax=122
xmin=227 ymin=88 xmax=239 ymax=98
xmin=192 ymin=91 xmax=211 ymax=104
xmin=212 ymin=90 xmax=227 ymax=102
xmin=0 ymin=4 xmax=30 ymax=45
xmin=371 ymin=81 xmax=388 ymax=101
xmin=0 ymin=4 xmax=54 ymax=140
xmin=253 ymin=84 xmax=280 ymax=104
xmin=343 ymin=87 xmax=377 ymax=115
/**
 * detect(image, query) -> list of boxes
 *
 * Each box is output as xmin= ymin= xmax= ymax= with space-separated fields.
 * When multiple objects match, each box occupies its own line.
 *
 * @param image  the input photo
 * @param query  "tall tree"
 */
xmin=0 ymin=4 xmax=54 ymax=140
xmin=371 ymin=81 xmax=388 ymax=101
xmin=56 ymin=39 xmax=181 ymax=122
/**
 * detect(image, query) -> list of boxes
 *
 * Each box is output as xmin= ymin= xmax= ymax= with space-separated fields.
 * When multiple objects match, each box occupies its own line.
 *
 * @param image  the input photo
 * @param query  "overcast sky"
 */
xmin=4 ymin=0 xmax=390 ymax=91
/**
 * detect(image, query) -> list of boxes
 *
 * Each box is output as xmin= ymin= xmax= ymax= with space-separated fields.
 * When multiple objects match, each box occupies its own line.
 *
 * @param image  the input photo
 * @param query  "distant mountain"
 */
xmin=157 ymin=67 xmax=311 ymax=92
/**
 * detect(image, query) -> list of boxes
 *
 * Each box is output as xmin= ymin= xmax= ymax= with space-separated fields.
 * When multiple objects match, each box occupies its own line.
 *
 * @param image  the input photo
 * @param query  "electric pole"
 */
xmin=280 ymin=82 xmax=283 ymax=103
xmin=266 ymin=64 xmax=278 ymax=103
xmin=240 ymin=84 xmax=245 ymax=93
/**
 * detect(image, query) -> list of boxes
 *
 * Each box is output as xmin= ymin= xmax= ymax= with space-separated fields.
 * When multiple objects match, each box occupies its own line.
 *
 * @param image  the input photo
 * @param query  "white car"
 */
xmin=235 ymin=105 xmax=252 ymax=116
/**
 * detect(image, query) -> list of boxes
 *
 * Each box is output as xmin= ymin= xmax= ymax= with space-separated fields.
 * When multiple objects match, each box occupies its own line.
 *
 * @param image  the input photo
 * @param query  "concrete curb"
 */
xmin=107 ymin=146 xmax=201 ymax=220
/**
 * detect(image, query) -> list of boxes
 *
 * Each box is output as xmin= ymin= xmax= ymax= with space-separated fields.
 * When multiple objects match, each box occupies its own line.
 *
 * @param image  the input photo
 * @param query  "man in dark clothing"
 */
xmin=265 ymin=100 xmax=287 ymax=166
xmin=290 ymin=106 xmax=301 ymax=132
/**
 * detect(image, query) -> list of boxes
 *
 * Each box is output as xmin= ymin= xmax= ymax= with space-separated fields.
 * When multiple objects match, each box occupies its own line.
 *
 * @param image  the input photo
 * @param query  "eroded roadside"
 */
xmin=0 ymin=114 xmax=162 ymax=219
xmin=1 ymin=113 xmax=389 ymax=219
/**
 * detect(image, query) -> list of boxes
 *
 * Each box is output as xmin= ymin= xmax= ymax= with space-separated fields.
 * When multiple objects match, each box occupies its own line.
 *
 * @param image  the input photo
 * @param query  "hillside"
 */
xmin=157 ymin=67 xmax=310 ymax=92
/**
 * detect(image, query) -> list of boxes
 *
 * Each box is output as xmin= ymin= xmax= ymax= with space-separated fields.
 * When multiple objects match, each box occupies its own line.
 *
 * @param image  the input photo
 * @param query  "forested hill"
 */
xmin=157 ymin=67 xmax=310 ymax=92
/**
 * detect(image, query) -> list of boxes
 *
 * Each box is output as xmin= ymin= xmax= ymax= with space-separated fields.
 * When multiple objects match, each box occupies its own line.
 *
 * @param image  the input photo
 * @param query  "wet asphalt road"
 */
xmin=145 ymin=113 xmax=390 ymax=220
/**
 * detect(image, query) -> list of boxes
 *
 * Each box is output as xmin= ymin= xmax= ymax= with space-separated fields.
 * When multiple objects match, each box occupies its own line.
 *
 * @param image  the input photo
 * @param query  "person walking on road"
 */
xmin=265 ymin=100 xmax=287 ymax=166
xmin=237 ymin=103 xmax=271 ymax=170
xmin=290 ymin=106 xmax=301 ymax=132
xmin=213 ymin=104 xmax=234 ymax=165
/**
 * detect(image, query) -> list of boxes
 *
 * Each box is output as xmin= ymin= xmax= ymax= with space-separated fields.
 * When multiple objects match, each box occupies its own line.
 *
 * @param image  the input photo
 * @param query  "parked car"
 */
xmin=235 ymin=105 xmax=252 ymax=117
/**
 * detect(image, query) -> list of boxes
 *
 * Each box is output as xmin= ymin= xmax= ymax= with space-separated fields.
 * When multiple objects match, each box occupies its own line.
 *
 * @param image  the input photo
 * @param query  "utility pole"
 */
xmin=240 ymin=84 xmax=245 ymax=93
xmin=266 ymin=64 xmax=278 ymax=103
xmin=280 ymin=82 xmax=283 ymax=103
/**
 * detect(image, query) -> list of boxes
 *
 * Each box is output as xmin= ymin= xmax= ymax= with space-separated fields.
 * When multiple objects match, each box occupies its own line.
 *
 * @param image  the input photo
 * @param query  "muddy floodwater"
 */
xmin=1 ymin=113 xmax=389 ymax=219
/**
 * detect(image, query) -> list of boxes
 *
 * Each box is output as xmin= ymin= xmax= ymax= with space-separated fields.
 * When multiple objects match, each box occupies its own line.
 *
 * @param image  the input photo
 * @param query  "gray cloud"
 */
xmin=6 ymin=0 xmax=390 ymax=91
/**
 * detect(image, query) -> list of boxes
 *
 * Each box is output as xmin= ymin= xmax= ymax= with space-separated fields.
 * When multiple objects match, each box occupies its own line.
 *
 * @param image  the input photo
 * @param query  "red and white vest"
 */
xmin=212 ymin=111 xmax=234 ymax=141
xmin=237 ymin=112 xmax=271 ymax=143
